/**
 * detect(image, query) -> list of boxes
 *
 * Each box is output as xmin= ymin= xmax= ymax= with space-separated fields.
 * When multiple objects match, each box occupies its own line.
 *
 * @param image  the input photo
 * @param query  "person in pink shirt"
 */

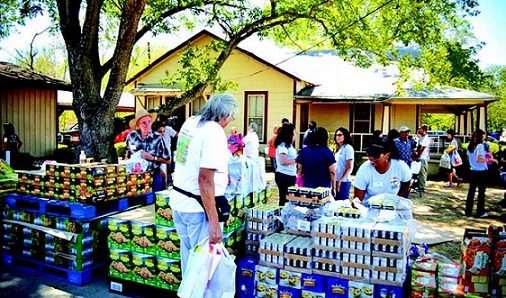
xmin=267 ymin=125 xmax=278 ymax=171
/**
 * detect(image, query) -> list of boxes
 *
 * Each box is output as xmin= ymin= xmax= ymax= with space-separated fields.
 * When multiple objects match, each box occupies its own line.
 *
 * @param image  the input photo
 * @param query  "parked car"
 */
xmin=57 ymin=123 xmax=80 ymax=147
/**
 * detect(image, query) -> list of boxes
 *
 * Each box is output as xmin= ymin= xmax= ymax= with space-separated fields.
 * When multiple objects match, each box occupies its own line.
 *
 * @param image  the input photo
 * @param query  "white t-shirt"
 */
xmin=163 ymin=126 xmax=178 ymax=155
xmin=276 ymin=143 xmax=297 ymax=176
xmin=467 ymin=143 xmax=488 ymax=171
xmin=170 ymin=116 xmax=230 ymax=213
xmin=335 ymin=144 xmax=354 ymax=182
xmin=242 ymin=131 xmax=259 ymax=158
xmin=418 ymin=135 xmax=431 ymax=160
xmin=353 ymin=159 xmax=412 ymax=205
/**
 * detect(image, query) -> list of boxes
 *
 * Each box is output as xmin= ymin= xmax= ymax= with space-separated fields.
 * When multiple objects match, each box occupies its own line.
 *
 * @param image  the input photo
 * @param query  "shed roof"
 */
xmin=0 ymin=61 xmax=71 ymax=91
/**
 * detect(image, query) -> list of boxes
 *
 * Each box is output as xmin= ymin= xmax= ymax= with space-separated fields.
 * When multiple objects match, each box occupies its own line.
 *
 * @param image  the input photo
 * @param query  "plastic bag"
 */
xmin=125 ymin=150 xmax=148 ymax=173
xmin=439 ymin=153 xmax=451 ymax=169
xmin=205 ymin=243 xmax=237 ymax=298
xmin=178 ymin=239 xmax=219 ymax=298
xmin=411 ymin=161 xmax=421 ymax=174
xmin=451 ymin=151 xmax=463 ymax=167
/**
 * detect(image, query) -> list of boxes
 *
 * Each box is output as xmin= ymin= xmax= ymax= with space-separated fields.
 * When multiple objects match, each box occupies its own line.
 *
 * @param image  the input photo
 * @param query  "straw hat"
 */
xmin=129 ymin=110 xmax=157 ymax=129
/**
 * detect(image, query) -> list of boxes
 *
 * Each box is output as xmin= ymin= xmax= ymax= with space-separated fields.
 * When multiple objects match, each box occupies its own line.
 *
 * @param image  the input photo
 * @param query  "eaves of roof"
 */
xmin=0 ymin=61 xmax=72 ymax=91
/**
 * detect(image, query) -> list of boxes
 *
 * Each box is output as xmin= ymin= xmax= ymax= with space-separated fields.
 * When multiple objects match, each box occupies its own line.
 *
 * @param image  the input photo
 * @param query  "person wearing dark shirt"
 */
xmin=296 ymin=127 xmax=336 ymax=192
xmin=3 ymin=122 xmax=23 ymax=167
xmin=394 ymin=126 xmax=414 ymax=167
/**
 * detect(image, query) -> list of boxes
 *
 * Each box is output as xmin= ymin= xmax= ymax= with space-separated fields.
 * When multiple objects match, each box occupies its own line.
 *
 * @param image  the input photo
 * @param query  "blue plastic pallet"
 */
xmin=2 ymin=254 xmax=107 ymax=286
xmin=5 ymin=193 xmax=154 ymax=220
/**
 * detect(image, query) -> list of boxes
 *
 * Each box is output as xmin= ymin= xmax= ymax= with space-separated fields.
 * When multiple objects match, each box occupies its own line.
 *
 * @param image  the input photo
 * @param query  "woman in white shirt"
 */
xmin=274 ymin=123 xmax=297 ymax=206
xmin=333 ymin=127 xmax=354 ymax=200
xmin=465 ymin=129 xmax=489 ymax=218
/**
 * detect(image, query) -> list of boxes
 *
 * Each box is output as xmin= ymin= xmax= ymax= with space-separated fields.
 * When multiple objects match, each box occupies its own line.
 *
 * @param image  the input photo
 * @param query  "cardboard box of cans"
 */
xmin=237 ymin=255 xmax=407 ymax=298
xmin=16 ymin=163 xmax=151 ymax=203
xmin=2 ymin=210 xmax=108 ymax=271
xmin=254 ymin=216 xmax=412 ymax=285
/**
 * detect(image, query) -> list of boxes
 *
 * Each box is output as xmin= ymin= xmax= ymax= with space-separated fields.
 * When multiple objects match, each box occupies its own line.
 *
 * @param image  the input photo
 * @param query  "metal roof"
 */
xmin=273 ymin=51 xmax=496 ymax=102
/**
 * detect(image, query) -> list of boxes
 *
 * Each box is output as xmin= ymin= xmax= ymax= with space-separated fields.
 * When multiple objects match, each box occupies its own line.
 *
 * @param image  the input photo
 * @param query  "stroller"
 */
xmin=410 ymin=160 xmax=422 ymax=196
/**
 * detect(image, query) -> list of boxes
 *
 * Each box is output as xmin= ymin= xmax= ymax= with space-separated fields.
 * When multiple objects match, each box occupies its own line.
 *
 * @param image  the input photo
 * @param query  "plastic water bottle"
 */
xmin=79 ymin=150 xmax=86 ymax=164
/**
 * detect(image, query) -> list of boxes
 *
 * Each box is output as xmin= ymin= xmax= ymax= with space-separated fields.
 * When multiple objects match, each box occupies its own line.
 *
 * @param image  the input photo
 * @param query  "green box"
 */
xmin=109 ymin=248 xmax=132 ymax=280
xmin=130 ymin=220 xmax=155 ymax=254
xmin=108 ymin=218 xmax=131 ymax=249
xmin=131 ymin=252 xmax=157 ymax=286
xmin=155 ymin=256 xmax=182 ymax=290
xmin=154 ymin=225 xmax=180 ymax=259
xmin=155 ymin=190 xmax=174 ymax=227
xmin=243 ymin=193 xmax=253 ymax=208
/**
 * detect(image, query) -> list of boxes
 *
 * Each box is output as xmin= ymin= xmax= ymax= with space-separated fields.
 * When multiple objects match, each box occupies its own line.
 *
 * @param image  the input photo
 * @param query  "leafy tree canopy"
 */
xmin=0 ymin=0 xmax=483 ymax=162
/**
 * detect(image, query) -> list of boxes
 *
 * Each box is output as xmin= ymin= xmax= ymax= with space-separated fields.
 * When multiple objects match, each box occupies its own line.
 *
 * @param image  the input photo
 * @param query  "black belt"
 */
xmin=172 ymin=186 xmax=230 ymax=222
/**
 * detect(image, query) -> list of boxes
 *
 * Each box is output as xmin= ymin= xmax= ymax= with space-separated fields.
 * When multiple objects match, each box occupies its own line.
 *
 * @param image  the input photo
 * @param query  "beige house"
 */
xmin=126 ymin=30 xmax=496 ymax=152
xmin=0 ymin=61 xmax=71 ymax=158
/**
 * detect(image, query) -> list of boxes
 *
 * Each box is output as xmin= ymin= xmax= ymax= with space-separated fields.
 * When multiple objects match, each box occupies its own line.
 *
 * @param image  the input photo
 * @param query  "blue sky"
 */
xmin=466 ymin=0 xmax=506 ymax=67
xmin=0 ymin=1 xmax=505 ymax=68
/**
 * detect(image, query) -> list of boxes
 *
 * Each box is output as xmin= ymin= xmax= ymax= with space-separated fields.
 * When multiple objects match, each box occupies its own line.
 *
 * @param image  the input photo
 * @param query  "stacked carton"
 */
xmin=107 ymin=192 xmax=182 ymax=291
xmin=16 ymin=163 xmax=149 ymax=203
xmin=245 ymin=205 xmax=281 ymax=254
xmin=2 ymin=208 xmax=108 ymax=271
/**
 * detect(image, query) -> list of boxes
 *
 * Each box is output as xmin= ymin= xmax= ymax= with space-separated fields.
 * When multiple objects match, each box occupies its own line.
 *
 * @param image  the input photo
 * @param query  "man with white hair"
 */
xmin=242 ymin=122 xmax=260 ymax=158
xmin=169 ymin=93 xmax=239 ymax=275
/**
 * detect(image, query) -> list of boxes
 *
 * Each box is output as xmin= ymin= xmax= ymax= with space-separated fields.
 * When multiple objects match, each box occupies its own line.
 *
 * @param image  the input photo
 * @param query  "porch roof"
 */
xmin=275 ymin=52 xmax=496 ymax=103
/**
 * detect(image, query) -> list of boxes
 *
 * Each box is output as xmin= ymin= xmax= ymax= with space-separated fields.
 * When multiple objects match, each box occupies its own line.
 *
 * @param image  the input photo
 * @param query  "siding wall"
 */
xmin=128 ymin=34 xmax=296 ymax=142
xmin=1 ymin=87 xmax=57 ymax=157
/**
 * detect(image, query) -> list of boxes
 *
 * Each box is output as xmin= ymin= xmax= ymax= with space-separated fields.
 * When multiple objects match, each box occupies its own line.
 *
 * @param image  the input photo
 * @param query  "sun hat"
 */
xmin=399 ymin=126 xmax=410 ymax=133
xmin=129 ymin=110 xmax=157 ymax=129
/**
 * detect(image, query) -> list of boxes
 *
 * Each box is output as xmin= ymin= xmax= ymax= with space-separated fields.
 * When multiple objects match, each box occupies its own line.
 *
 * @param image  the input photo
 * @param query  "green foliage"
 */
xmin=483 ymin=66 xmax=506 ymax=132
xmin=114 ymin=142 xmax=127 ymax=159
xmin=422 ymin=114 xmax=454 ymax=131
xmin=161 ymin=40 xmax=237 ymax=93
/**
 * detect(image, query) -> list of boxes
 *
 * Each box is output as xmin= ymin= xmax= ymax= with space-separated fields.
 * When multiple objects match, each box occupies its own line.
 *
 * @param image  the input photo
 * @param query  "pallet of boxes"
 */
xmin=236 ymin=190 xmax=416 ymax=298
xmin=107 ymin=155 xmax=271 ymax=296
xmin=2 ymin=161 xmax=153 ymax=286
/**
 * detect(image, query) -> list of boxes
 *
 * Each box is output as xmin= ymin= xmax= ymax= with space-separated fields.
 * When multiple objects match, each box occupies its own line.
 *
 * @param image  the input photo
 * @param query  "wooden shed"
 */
xmin=0 ymin=61 xmax=71 ymax=158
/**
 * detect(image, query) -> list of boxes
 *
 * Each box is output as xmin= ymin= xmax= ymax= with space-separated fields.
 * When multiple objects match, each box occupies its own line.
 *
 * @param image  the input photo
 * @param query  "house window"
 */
xmin=352 ymin=104 xmax=373 ymax=133
xmin=190 ymin=96 xmax=207 ymax=115
xmin=245 ymin=91 xmax=267 ymax=143
xmin=146 ymin=96 xmax=161 ymax=111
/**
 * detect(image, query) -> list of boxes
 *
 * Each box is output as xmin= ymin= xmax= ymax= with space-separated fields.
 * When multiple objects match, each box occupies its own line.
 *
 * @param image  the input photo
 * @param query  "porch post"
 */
xmin=382 ymin=104 xmax=390 ymax=133
xmin=466 ymin=110 xmax=473 ymax=134
xmin=458 ymin=114 xmax=465 ymax=134
xmin=478 ymin=105 xmax=487 ymax=131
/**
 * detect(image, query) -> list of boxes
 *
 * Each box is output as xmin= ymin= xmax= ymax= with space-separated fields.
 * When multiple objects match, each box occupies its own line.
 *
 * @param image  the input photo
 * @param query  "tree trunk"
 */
xmin=57 ymin=0 xmax=146 ymax=163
